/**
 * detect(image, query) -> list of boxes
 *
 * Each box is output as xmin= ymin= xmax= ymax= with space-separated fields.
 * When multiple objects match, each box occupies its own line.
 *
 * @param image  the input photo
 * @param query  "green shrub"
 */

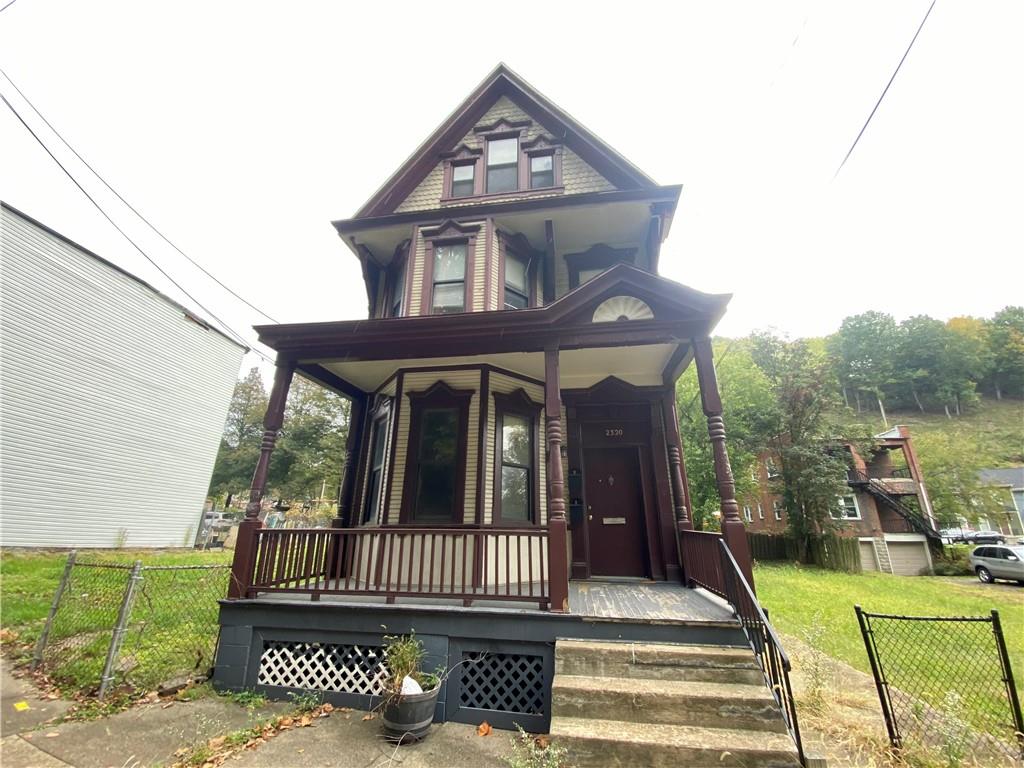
xmin=932 ymin=545 xmax=973 ymax=576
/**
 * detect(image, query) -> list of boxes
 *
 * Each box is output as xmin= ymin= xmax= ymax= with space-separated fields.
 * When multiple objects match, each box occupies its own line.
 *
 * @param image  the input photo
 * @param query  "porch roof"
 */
xmin=256 ymin=265 xmax=729 ymax=395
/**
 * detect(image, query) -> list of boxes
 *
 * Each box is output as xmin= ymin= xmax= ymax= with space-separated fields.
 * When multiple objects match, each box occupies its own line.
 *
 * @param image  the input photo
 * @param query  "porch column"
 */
xmin=661 ymin=391 xmax=693 ymax=533
xmin=544 ymin=345 xmax=570 ymax=613
xmin=693 ymin=338 xmax=755 ymax=590
xmin=228 ymin=361 xmax=294 ymax=599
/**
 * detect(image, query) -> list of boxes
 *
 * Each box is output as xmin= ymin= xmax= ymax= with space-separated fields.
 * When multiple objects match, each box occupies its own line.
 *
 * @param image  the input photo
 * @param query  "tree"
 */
xmin=896 ymin=315 xmax=947 ymax=412
xmin=749 ymin=331 xmax=851 ymax=555
xmin=829 ymin=311 xmax=901 ymax=424
xmin=208 ymin=368 xmax=268 ymax=503
xmin=913 ymin=431 xmax=1007 ymax=528
xmin=269 ymin=376 xmax=350 ymax=505
xmin=676 ymin=339 xmax=777 ymax=530
xmin=986 ymin=306 xmax=1024 ymax=400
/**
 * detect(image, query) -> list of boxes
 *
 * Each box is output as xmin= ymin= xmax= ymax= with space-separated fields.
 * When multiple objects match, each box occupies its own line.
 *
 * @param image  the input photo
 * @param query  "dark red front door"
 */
xmin=584 ymin=446 xmax=647 ymax=577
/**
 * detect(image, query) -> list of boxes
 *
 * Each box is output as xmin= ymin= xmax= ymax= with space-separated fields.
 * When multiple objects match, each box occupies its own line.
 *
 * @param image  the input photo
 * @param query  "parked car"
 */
xmin=969 ymin=545 xmax=1024 ymax=584
xmin=939 ymin=528 xmax=969 ymax=544
xmin=964 ymin=530 xmax=1007 ymax=544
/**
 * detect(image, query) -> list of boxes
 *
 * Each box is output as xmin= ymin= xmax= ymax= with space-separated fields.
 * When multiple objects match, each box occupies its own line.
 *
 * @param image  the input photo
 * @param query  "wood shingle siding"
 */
xmin=0 ymin=205 xmax=245 ymax=548
xmin=394 ymin=96 xmax=616 ymax=214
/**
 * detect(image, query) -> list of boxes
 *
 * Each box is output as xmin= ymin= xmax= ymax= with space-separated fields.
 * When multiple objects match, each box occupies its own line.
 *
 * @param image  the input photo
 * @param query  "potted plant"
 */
xmin=379 ymin=631 xmax=443 ymax=743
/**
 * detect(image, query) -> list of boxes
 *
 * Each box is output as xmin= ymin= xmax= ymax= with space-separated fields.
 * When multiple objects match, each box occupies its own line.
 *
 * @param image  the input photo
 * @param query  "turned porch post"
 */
xmin=228 ymin=361 xmax=294 ymax=599
xmin=692 ymin=338 xmax=755 ymax=590
xmin=661 ymin=390 xmax=693 ymax=534
xmin=544 ymin=345 xmax=570 ymax=613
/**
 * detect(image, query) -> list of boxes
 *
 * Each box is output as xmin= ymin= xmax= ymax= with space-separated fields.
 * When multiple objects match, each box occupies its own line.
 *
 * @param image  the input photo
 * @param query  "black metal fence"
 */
xmin=32 ymin=552 xmax=228 ymax=698
xmin=855 ymin=605 xmax=1024 ymax=761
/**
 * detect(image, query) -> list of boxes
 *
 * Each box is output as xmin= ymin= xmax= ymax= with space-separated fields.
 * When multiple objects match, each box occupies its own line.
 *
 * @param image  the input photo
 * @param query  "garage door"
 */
xmin=887 ymin=540 xmax=930 ymax=576
xmin=859 ymin=540 xmax=879 ymax=572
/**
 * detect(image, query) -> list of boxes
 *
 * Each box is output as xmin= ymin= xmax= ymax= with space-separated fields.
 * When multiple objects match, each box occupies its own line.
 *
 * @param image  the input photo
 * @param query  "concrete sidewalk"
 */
xmin=2 ymin=658 xmax=511 ymax=768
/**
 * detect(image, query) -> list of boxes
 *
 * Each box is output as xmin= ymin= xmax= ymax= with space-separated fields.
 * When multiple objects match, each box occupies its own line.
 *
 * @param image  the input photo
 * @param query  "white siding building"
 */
xmin=1 ymin=203 xmax=246 ymax=548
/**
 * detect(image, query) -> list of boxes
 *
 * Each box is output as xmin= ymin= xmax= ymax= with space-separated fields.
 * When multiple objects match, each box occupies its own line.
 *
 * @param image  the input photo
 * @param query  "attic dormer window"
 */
xmin=450 ymin=163 xmax=475 ymax=198
xmin=529 ymin=154 xmax=554 ymax=189
xmin=486 ymin=137 xmax=519 ymax=193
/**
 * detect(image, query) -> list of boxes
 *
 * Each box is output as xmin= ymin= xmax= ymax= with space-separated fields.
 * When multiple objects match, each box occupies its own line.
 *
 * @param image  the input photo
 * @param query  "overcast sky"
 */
xmin=2 ymin=1 xmax=1022 ymax=375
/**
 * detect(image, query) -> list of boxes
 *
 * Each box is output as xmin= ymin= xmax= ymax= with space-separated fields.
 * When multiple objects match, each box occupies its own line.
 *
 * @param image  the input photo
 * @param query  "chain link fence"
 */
xmin=32 ymin=552 xmax=229 ymax=698
xmin=856 ymin=605 xmax=1024 ymax=762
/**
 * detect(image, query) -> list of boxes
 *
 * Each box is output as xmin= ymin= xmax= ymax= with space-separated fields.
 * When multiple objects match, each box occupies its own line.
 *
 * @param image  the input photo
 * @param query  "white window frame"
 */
xmin=835 ymin=494 xmax=862 ymax=520
xmin=743 ymin=504 xmax=753 ymax=522
xmin=758 ymin=503 xmax=765 ymax=520
xmin=773 ymin=500 xmax=783 ymax=521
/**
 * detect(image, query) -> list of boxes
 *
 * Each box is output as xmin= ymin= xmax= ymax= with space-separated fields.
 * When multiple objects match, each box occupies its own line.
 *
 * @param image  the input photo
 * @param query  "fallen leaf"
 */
xmin=322 ymin=702 xmax=334 ymax=713
xmin=297 ymin=749 xmax=305 ymax=754
xmin=209 ymin=736 xmax=226 ymax=749
xmin=534 ymin=735 xmax=550 ymax=749
xmin=279 ymin=716 xmax=294 ymax=727
xmin=161 ymin=702 xmax=175 ymax=709
xmin=361 ymin=713 xmax=375 ymax=721
xmin=45 ymin=732 xmax=60 ymax=738
xmin=299 ymin=714 xmax=312 ymax=727
xmin=174 ymin=747 xmax=189 ymax=757
xmin=13 ymin=701 xmax=30 ymax=711
xmin=476 ymin=721 xmax=492 ymax=737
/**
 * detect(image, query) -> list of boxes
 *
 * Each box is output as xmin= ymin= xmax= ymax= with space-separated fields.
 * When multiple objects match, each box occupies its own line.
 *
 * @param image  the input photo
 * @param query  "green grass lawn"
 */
xmin=1 ymin=549 xmax=231 ymax=692
xmin=756 ymin=562 xmax=1024 ymax=740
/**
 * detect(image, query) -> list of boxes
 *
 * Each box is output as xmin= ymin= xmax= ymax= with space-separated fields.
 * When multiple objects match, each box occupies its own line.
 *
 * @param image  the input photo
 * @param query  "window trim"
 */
xmin=362 ymin=402 xmax=392 ymax=524
xmin=399 ymin=382 xmax=473 ymax=525
xmin=743 ymin=505 xmax=752 ymax=523
xmin=440 ymin=145 xmax=483 ymax=202
xmin=382 ymin=240 xmax=410 ymax=319
xmin=834 ymin=494 xmax=862 ymax=521
xmin=420 ymin=220 xmax=480 ymax=316
xmin=498 ymin=231 xmax=539 ymax=310
xmin=484 ymin=133 xmax=521 ymax=195
xmin=565 ymin=244 xmax=638 ymax=289
xmin=758 ymin=503 xmax=765 ymax=520
xmin=492 ymin=389 xmax=543 ymax=527
xmin=773 ymin=500 xmax=783 ymax=521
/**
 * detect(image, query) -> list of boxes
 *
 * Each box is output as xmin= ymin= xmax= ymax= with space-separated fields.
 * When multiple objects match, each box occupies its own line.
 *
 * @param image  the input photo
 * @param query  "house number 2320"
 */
xmin=605 ymin=428 xmax=624 ymax=437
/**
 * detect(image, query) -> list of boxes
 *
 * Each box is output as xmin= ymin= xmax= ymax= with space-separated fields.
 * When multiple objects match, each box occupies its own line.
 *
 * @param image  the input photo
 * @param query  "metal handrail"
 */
xmin=717 ymin=539 xmax=805 ymax=765
xmin=847 ymin=469 xmax=941 ymax=541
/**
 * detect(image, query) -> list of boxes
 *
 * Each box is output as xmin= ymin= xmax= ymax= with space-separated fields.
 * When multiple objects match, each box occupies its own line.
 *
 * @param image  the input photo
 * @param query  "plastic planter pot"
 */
xmin=381 ymin=684 xmax=441 ymax=743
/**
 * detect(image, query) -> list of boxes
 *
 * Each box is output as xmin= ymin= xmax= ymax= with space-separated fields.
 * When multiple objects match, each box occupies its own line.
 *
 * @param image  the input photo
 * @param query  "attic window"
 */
xmin=451 ymin=163 xmax=475 ymax=198
xmin=487 ymin=137 xmax=519 ymax=194
xmin=529 ymin=154 xmax=554 ymax=189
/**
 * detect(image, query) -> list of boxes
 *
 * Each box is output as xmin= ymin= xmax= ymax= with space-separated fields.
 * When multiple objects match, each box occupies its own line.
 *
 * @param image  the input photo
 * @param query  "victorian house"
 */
xmin=216 ymin=65 xmax=804 ymax=766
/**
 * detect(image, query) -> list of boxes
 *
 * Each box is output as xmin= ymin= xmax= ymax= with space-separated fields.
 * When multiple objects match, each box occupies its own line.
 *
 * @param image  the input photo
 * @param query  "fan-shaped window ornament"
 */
xmin=592 ymin=296 xmax=654 ymax=323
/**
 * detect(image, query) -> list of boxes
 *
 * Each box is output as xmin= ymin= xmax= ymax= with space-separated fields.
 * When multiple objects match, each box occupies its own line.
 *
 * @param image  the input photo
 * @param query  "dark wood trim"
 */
xmin=420 ymin=224 xmax=479 ymax=316
xmin=380 ymin=239 xmax=411 ymax=318
xmin=492 ymin=389 xmax=544 ymax=527
xmin=497 ymin=230 xmax=542 ymax=310
xmin=521 ymin=141 xmax=563 ymax=191
xmin=440 ymin=150 xmax=483 ymax=203
xmin=566 ymin=244 xmax=638 ymax=290
xmin=484 ymin=219 xmax=495 ymax=311
xmin=649 ymin=399 xmax=681 ymax=581
xmin=398 ymin=381 xmax=474 ymax=525
xmin=660 ymin=343 xmax=692 ymax=386
xmin=295 ymin=363 xmax=366 ymax=400
xmin=256 ymin=264 xmax=730 ymax=361
xmin=359 ymin=399 xmax=392 ymax=525
xmin=562 ymin=375 xmax=670 ymax=406
xmin=544 ymin=345 xmax=570 ymax=612
xmin=542 ymin=220 xmax=555 ymax=304
xmin=646 ymin=212 xmax=663 ymax=275
xmin=338 ymin=185 xmax=683 ymax=236
xmin=476 ymin=367 xmax=490 ymax=525
xmin=473 ymin=117 xmax=531 ymax=135
xmin=351 ymin=66 xmax=663 ymax=219
xmin=350 ymin=393 xmax=377 ymax=525
xmin=381 ymin=372 xmax=405 ymax=525
xmin=335 ymin=393 xmax=367 ymax=527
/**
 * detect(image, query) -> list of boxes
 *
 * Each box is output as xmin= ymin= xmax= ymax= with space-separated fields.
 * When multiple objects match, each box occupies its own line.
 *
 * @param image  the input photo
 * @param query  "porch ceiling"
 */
xmin=317 ymin=343 xmax=680 ymax=393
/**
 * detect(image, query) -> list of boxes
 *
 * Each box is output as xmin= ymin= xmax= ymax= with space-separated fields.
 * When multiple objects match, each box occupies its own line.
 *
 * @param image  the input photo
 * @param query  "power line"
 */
xmin=0 ymin=66 xmax=279 ymax=324
xmin=0 ymin=0 xmax=20 ymax=14
xmin=833 ymin=0 xmax=937 ymax=179
xmin=1 ymin=89 xmax=275 ymax=363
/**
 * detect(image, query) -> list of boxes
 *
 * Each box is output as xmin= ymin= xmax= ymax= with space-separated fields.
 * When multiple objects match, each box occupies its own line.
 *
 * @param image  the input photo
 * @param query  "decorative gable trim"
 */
xmin=473 ymin=117 xmax=532 ymax=134
xmin=565 ymin=244 xmax=638 ymax=289
xmin=440 ymin=144 xmax=484 ymax=160
xmin=420 ymin=219 xmax=482 ymax=239
xmin=352 ymin=64 xmax=659 ymax=218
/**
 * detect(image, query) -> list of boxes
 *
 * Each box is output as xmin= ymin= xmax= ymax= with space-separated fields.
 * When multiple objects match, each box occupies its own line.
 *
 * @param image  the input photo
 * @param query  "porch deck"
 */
xmin=251 ymin=578 xmax=735 ymax=624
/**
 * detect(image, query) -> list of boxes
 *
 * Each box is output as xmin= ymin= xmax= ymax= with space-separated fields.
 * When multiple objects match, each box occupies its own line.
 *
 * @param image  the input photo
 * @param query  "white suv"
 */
xmin=969 ymin=545 xmax=1024 ymax=585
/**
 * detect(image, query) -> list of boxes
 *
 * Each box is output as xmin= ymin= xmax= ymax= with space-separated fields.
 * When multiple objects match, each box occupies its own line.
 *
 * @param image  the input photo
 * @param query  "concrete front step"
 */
xmin=552 ymin=674 xmax=787 ymax=734
xmin=551 ymin=716 xmax=801 ymax=768
xmin=555 ymin=639 xmax=764 ymax=685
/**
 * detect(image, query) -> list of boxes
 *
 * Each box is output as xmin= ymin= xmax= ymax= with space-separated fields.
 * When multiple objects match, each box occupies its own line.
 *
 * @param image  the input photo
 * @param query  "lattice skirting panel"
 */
xmin=447 ymin=641 xmax=553 ymax=732
xmin=257 ymin=641 xmax=389 ymax=697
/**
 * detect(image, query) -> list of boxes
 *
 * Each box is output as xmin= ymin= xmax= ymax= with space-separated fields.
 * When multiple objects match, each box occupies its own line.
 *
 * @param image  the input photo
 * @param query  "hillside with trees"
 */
xmin=678 ymin=305 xmax=1023 ymax=535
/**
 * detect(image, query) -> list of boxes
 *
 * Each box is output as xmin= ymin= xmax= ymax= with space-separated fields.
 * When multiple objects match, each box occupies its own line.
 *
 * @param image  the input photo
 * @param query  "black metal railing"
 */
xmin=717 ymin=540 xmax=805 ymax=765
xmin=847 ymin=468 xmax=942 ymax=543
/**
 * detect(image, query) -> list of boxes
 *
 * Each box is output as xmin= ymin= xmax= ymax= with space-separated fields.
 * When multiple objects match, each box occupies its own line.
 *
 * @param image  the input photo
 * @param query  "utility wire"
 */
xmin=833 ymin=0 xmax=937 ymax=179
xmin=1 ymin=90 xmax=275 ymax=363
xmin=0 ymin=0 xmax=20 ymax=14
xmin=0 ymin=66 xmax=280 ymax=324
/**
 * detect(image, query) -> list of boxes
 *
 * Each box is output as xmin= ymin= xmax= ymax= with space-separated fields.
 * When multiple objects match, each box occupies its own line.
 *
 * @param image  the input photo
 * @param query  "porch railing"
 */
xmin=680 ymin=528 xmax=804 ymax=765
xmin=246 ymin=526 xmax=550 ymax=609
xmin=678 ymin=529 xmax=727 ymax=598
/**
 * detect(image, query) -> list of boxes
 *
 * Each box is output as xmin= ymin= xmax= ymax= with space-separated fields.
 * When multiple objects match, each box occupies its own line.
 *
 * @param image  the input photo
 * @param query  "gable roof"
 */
xmin=979 ymin=467 xmax=1024 ymax=490
xmin=354 ymin=63 xmax=659 ymax=219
